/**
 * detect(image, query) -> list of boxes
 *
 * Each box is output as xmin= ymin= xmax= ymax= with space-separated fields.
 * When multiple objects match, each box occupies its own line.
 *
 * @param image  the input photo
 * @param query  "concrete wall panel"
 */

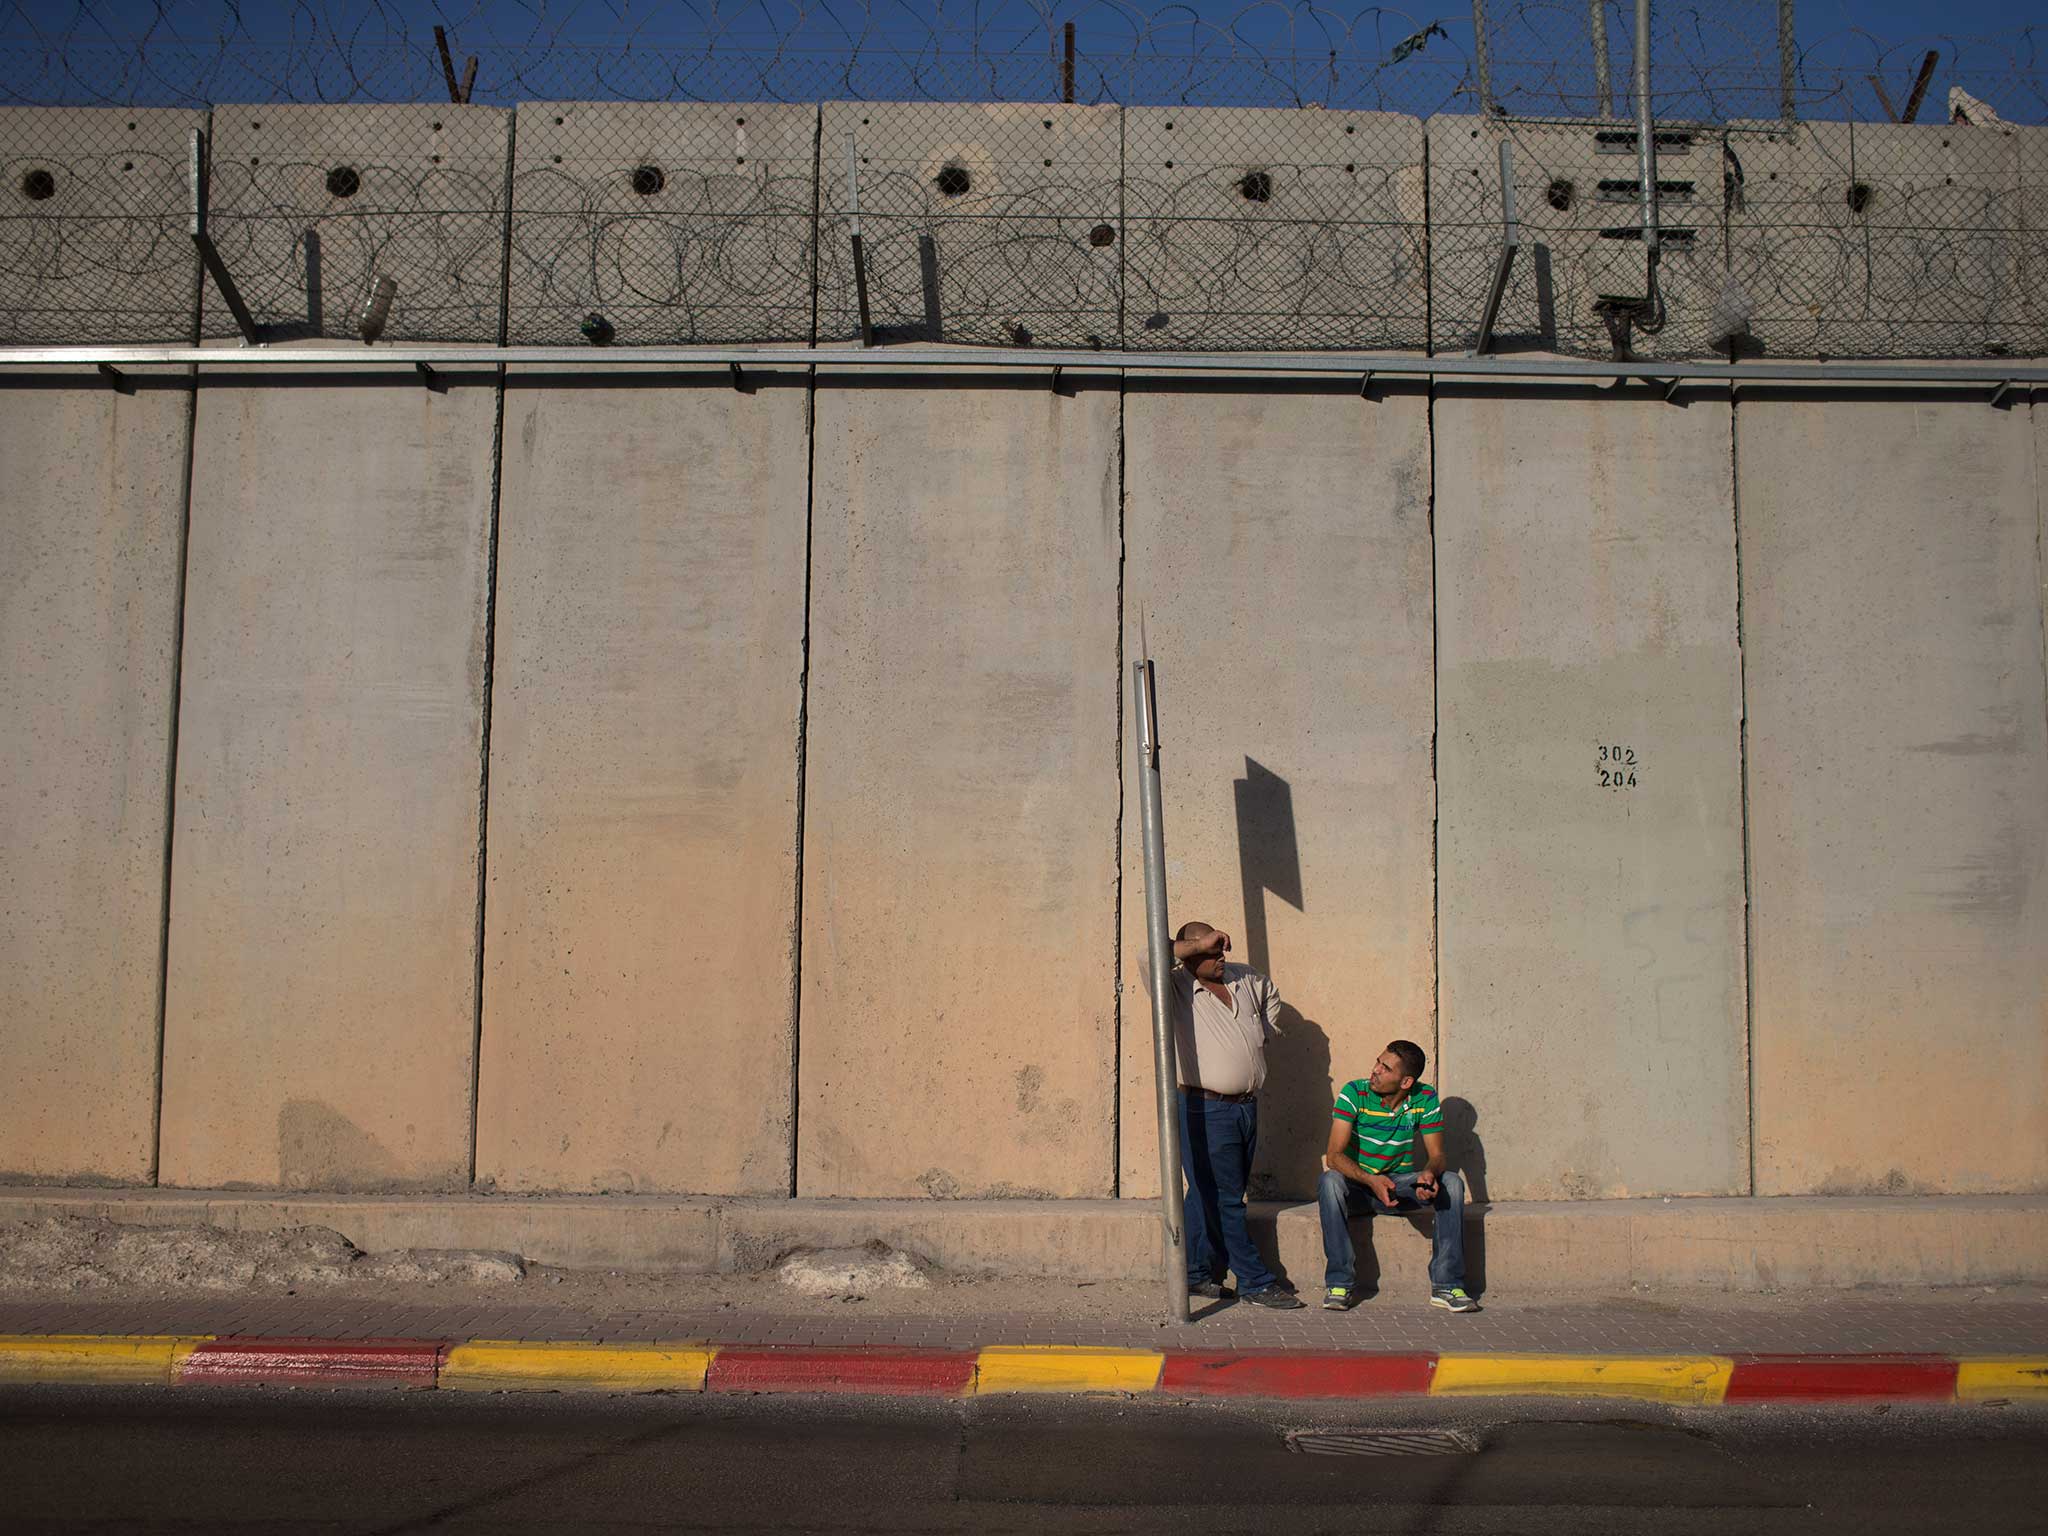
xmin=0 ymin=108 xmax=200 ymax=342
xmin=157 ymin=373 xmax=497 ymax=1189
xmin=474 ymin=374 xmax=809 ymax=1194
xmin=817 ymin=103 xmax=1119 ymax=348
xmin=205 ymin=105 xmax=508 ymax=341
xmin=508 ymin=104 xmax=817 ymax=345
xmin=799 ymin=374 xmax=1121 ymax=1197
xmin=1742 ymin=398 xmax=2048 ymax=1195
xmin=1122 ymin=109 xmax=1426 ymax=352
xmin=1437 ymin=390 xmax=1748 ymax=1199
xmin=1430 ymin=116 xmax=1726 ymax=359
xmin=1116 ymin=381 xmax=1436 ymax=1201
xmin=0 ymin=377 xmax=190 ymax=1181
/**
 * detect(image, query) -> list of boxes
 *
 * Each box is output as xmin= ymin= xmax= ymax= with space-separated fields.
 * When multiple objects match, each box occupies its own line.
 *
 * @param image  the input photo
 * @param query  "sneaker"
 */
xmin=1322 ymin=1286 xmax=1357 ymax=1311
xmin=1430 ymin=1286 xmax=1481 ymax=1313
xmin=1189 ymin=1280 xmax=1231 ymax=1300
xmin=1242 ymin=1285 xmax=1306 ymax=1311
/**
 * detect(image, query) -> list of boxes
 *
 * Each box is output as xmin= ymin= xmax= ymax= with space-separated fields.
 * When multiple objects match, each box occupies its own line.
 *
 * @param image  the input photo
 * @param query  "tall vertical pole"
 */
xmin=1590 ymin=0 xmax=1613 ymax=118
xmin=1777 ymin=0 xmax=1797 ymax=122
xmin=1061 ymin=21 xmax=1076 ymax=103
xmin=1470 ymin=0 xmax=1496 ymax=114
xmin=1133 ymin=659 xmax=1189 ymax=1325
xmin=1634 ymin=0 xmax=1658 ymax=255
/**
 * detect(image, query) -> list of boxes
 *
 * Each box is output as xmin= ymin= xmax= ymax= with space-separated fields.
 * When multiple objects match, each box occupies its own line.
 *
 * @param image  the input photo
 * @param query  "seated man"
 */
xmin=1317 ymin=1039 xmax=1478 ymax=1313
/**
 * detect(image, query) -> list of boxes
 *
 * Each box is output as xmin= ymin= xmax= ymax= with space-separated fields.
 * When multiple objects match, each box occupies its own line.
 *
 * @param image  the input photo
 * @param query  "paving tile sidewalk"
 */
xmin=3 ymin=1285 xmax=2044 ymax=1356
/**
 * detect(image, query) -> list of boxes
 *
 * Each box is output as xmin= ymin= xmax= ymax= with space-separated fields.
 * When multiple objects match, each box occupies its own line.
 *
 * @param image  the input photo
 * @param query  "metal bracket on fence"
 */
xmin=189 ymin=129 xmax=260 ymax=347
xmin=95 ymin=362 xmax=133 ymax=394
xmin=415 ymin=361 xmax=445 ymax=393
xmin=1663 ymin=375 xmax=1684 ymax=402
xmin=1051 ymin=363 xmax=1063 ymax=393
xmin=1990 ymin=379 xmax=2017 ymax=408
xmin=730 ymin=360 xmax=751 ymax=393
xmin=917 ymin=233 xmax=943 ymax=341
xmin=1359 ymin=368 xmax=1374 ymax=398
xmin=1471 ymin=140 xmax=1519 ymax=357
xmin=846 ymin=134 xmax=873 ymax=348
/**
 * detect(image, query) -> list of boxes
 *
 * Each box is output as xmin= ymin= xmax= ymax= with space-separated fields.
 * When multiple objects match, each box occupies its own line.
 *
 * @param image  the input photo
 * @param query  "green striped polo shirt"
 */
xmin=1332 ymin=1079 xmax=1444 ymax=1176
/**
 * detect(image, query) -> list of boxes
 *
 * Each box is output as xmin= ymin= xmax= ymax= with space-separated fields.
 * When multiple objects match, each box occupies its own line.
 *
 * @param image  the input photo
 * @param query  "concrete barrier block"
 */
xmin=1116 ymin=380 xmax=1436 ymax=1202
xmin=157 ymin=371 xmax=499 ymax=1190
xmin=2019 ymin=127 xmax=2048 ymax=341
xmin=1429 ymin=115 xmax=1725 ymax=359
xmin=1437 ymin=391 xmax=1748 ymax=1199
xmin=1850 ymin=120 xmax=2028 ymax=358
xmin=1122 ymin=108 xmax=1426 ymax=351
xmin=0 ymin=108 xmax=201 ymax=342
xmin=717 ymin=1198 xmax=1155 ymax=1278
xmin=818 ymin=102 xmax=1119 ymax=347
xmin=799 ymin=375 xmax=1121 ymax=1197
xmin=203 ymin=104 xmax=508 ymax=341
xmin=1740 ymin=399 xmax=2048 ymax=1195
xmin=0 ymin=375 xmax=191 ymax=1181
xmin=1724 ymin=120 xmax=1858 ymax=357
xmin=475 ymin=370 xmax=810 ymax=1195
xmin=508 ymin=103 xmax=817 ymax=345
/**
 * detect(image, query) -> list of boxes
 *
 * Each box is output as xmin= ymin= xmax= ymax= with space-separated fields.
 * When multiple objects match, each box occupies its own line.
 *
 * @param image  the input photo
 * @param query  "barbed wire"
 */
xmin=0 ymin=2 xmax=2041 ymax=359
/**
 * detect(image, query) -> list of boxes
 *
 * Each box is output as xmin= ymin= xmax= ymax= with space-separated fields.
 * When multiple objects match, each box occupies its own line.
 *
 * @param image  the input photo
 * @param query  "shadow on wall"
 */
xmin=1233 ymin=755 xmax=1336 ymax=1201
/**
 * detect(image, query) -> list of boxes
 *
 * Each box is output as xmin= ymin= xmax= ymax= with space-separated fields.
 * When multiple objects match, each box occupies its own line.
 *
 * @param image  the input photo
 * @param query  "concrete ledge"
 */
xmin=2 ymin=1188 xmax=2042 ymax=1292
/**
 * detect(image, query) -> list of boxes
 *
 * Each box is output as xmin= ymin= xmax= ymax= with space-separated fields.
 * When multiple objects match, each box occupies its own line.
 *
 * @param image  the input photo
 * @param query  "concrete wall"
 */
xmin=1116 ymin=377 xmax=1436 ymax=1200
xmin=1437 ymin=388 xmax=1750 ymax=1200
xmin=797 ymin=372 xmax=1122 ymax=1197
xmin=474 ymin=371 xmax=810 ymax=1194
xmin=1742 ymin=397 xmax=2048 ymax=1195
xmin=156 ymin=370 xmax=497 ymax=1189
xmin=0 ymin=375 xmax=191 ymax=1181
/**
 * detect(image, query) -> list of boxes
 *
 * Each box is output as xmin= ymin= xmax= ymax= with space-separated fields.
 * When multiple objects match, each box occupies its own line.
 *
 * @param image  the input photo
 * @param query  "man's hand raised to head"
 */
xmin=1173 ymin=927 xmax=1231 ymax=964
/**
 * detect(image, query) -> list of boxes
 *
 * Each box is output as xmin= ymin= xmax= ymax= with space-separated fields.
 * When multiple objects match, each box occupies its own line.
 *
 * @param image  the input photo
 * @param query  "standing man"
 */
xmin=1169 ymin=921 xmax=1304 ymax=1309
xmin=1317 ymin=1039 xmax=1479 ymax=1312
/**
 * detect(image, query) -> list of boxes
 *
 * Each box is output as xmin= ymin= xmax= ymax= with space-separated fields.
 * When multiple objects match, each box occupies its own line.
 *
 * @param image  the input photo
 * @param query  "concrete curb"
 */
xmin=2 ymin=1337 xmax=2044 ymax=1403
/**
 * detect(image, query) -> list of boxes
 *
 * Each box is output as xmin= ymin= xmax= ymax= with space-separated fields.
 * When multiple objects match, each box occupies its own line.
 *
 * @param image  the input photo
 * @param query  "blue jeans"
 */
xmin=1317 ymin=1167 xmax=1467 ymax=1291
xmin=1179 ymin=1091 xmax=1277 ymax=1294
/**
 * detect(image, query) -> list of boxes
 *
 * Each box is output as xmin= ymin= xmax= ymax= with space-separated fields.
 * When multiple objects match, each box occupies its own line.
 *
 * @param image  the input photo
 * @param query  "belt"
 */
xmin=1182 ymin=1086 xmax=1256 ymax=1104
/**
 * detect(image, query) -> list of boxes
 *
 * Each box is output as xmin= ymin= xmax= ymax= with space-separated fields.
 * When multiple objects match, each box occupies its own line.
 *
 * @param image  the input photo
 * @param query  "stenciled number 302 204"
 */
xmin=1597 ymin=744 xmax=1638 ymax=789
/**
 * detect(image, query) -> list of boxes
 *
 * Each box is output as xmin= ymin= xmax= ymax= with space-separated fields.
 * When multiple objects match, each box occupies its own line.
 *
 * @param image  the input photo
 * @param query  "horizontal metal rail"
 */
xmin=2 ymin=343 xmax=2044 ymax=389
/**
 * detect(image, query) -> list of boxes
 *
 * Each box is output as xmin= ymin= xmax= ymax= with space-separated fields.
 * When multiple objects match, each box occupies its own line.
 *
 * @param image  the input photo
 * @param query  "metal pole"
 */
xmin=1061 ymin=21 xmax=1076 ymax=104
xmin=846 ymin=133 xmax=872 ymax=348
xmin=1470 ymin=0 xmax=1496 ymax=114
xmin=1634 ymin=0 xmax=1658 ymax=255
xmin=1133 ymin=659 xmax=1189 ymax=1326
xmin=1778 ymin=0 xmax=1797 ymax=122
xmin=1590 ymin=0 xmax=1613 ymax=118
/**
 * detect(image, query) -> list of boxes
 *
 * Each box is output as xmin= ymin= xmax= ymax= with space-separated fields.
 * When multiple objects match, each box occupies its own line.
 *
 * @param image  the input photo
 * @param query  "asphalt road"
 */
xmin=2 ymin=1386 xmax=2044 ymax=1535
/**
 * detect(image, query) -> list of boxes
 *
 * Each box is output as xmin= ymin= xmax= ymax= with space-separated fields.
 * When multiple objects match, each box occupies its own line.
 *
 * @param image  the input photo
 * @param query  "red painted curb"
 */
xmin=177 ymin=1338 xmax=446 ymax=1387
xmin=1159 ymin=1351 xmax=1438 ymax=1399
xmin=1725 ymin=1354 xmax=1960 ymax=1403
xmin=706 ymin=1347 xmax=977 ymax=1397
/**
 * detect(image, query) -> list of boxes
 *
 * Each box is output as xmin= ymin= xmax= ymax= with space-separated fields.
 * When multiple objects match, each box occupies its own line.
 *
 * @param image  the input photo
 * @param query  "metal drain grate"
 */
xmin=1285 ymin=1428 xmax=1482 ymax=1458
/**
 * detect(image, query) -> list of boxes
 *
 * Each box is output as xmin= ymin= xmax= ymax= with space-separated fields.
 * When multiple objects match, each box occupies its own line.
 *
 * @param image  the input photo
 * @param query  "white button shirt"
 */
xmin=1168 ymin=962 xmax=1284 ymax=1096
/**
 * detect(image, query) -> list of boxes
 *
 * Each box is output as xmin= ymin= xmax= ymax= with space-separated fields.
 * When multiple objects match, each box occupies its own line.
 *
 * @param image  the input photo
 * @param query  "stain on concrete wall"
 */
xmin=1743 ymin=397 xmax=2048 ymax=1195
xmin=473 ymin=373 xmax=810 ymax=1194
xmin=1117 ymin=379 xmax=1437 ymax=1201
xmin=1437 ymin=388 xmax=1750 ymax=1200
xmin=798 ymin=372 xmax=1121 ymax=1197
xmin=0 ymin=375 xmax=191 ymax=1181
xmin=156 ymin=372 xmax=497 ymax=1190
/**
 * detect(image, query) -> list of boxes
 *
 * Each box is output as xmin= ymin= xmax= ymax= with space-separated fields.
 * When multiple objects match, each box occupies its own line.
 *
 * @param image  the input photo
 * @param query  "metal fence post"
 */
xmin=1590 ymin=0 xmax=1613 ymax=117
xmin=1470 ymin=0 xmax=1496 ymax=114
xmin=1779 ymin=0 xmax=1797 ymax=122
xmin=1133 ymin=659 xmax=1189 ymax=1326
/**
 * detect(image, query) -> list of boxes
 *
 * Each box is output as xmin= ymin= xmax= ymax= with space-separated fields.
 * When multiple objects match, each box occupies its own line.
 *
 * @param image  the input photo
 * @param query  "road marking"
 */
xmin=1431 ymin=1353 xmax=1734 ymax=1404
xmin=0 ymin=1335 xmax=210 ymax=1384
xmin=439 ymin=1340 xmax=714 ymax=1392
xmin=1956 ymin=1358 xmax=2048 ymax=1401
xmin=973 ymin=1345 xmax=1164 ymax=1394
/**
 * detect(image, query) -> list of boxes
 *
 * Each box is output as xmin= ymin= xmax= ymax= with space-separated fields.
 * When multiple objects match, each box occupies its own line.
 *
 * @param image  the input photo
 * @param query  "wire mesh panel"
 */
xmin=2024 ymin=132 xmax=2048 ymax=347
xmin=1724 ymin=119 xmax=1853 ymax=357
xmin=1429 ymin=113 xmax=1727 ymax=358
xmin=819 ymin=102 xmax=1121 ymax=349
xmin=0 ymin=106 xmax=199 ymax=342
xmin=509 ymin=103 xmax=817 ymax=347
xmin=202 ymin=104 xmax=509 ymax=342
xmin=1122 ymin=107 xmax=1426 ymax=352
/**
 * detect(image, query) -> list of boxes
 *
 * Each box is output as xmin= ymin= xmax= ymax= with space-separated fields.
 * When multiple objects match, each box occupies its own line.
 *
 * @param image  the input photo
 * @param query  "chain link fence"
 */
xmin=0 ymin=1 xmax=2041 ymax=358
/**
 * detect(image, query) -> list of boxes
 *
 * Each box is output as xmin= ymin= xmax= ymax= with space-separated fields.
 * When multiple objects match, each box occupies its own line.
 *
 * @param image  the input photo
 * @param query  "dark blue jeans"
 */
xmin=1179 ymin=1091 xmax=1277 ymax=1294
xmin=1317 ymin=1167 xmax=1467 ymax=1291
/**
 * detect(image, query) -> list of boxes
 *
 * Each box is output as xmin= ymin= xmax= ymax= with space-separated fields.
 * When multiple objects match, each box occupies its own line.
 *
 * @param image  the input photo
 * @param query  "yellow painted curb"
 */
xmin=0 ymin=1335 xmax=211 ymax=1385
xmin=973 ymin=1346 xmax=1164 ymax=1395
xmin=1432 ymin=1353 xmax=1734 ymax=1405
xmin=1957 ymin=1358 xmax=2048 ymax=1401
xmin=440 ymin=1341 xmax=715 ymax=1393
